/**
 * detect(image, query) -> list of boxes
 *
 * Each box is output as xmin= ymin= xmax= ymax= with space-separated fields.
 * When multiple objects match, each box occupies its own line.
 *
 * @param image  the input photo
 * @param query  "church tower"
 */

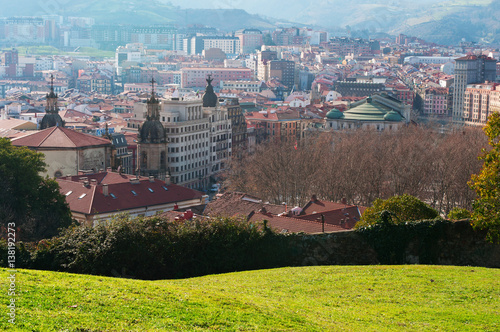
xmin=40 ymin=74 xmax=64 ymax=130
xmin=137 ymin=78 xmax=168 ymax=180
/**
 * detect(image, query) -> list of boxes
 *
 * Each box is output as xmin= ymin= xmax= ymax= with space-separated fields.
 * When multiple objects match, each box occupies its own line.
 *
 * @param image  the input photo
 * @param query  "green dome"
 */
xmin=384 ymin=110 xmax=403 ymax=122
xmin=326 ymin=108 xmax=344 ymax=119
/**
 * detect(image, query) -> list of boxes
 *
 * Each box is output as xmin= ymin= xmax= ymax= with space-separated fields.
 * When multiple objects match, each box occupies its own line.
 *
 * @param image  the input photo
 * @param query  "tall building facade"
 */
xmin=463 ymin=82 xmax=500 ymax=126
xmin=202 ymin=77 xmax=232 ymax=176
xmin=452 ymin=55 xmax=497 ymax=123
xmin=220 ymin=97 xmax=247 ymax=155
xmin=180 ymin=67 xmax=252 ymax=88
xmin=257 ymin=50 xmax=278 ymax=81
xmin=133 ymin=76 xmax=232 ymax=190
xmin=235 ymin=29 xmax=263 ymax=54
xmin=269 ymin=60 xmax=296 ymax=89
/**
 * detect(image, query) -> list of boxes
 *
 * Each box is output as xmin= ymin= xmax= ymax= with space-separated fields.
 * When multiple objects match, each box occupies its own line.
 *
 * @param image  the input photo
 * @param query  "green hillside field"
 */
xmin=1 ymin=265 xmax=499 ymax=331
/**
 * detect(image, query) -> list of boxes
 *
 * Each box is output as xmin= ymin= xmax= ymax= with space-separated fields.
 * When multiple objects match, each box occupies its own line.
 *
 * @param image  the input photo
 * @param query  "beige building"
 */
xmin=11 ymin=126 xmax=112 ymax=178
xmin=464 ymin=82 xmax=500 ymax=126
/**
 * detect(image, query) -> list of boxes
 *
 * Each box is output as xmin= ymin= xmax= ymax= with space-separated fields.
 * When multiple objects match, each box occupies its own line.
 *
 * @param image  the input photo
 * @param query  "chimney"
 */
xmin=106 ymin=167 xmax=112 ymax=173
xmin=90 ymin=179 xmax=97 ymax=186
xmin=149 ymin=176 xmax=155 ymax=183
xmin=164 ymin=175 xmax=171 ymax=186
xmin=311 ymin=194 xmax=317 ymax=202
xmin=103 ymin=184 xmax=109 ymax=196
xmin=130 ymin=178 xmax=140 ymax=185
xmin=341 ymin=197 xmax=347 ymax=205
xmin=83 ymin=180 xmax=89 ymax=187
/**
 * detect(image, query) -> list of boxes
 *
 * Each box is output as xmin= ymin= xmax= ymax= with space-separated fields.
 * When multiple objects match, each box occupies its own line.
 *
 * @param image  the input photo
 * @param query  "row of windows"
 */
xmin=168 ymin=140 xmax=209 ymax=153
xmin=170 ymin=160 xmax=208 ymax=172
xmin=165 ymin=124 xmax=209 ymax=133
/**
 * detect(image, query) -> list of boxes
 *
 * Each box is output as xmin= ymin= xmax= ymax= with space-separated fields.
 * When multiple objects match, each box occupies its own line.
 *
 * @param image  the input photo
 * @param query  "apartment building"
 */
xmin=180 ymin=67 xmax=252 ymax=88
xmin=463 ymin=82 xmax=500 ymax=126
xmin=452 ymin=55 xmax=497 ymax=123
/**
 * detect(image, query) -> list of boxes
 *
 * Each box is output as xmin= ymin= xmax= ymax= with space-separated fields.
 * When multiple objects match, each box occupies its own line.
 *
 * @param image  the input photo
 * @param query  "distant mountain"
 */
xmin=1 ymin=0 xmax=280 ymax=30
xmin=3 ymin=0 xmax=500 ymax=44
xmin=395 ymin=1 xmax=500 ymax=45
xmin=165 ymin=0 xmax=499 ymax=45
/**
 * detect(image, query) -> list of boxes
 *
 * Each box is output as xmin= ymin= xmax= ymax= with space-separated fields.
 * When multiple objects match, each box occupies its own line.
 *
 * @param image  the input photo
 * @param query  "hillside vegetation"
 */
xmin=1 ymin=265 xmax=499 ymax=331
xmin=4 ymin=0 xmax=499 ymax=43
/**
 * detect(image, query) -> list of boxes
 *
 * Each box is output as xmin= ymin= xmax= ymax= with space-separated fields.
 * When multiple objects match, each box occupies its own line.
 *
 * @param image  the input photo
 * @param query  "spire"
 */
xmin=146 ymin=77 xmax=160 ymax=121
xmin=40 ymin=74 xmax=64 ymax=129
xmin=150 ymin=77 xmax=156 ymax=100
xmin=47 ymin=74 xmax=57 ymax=101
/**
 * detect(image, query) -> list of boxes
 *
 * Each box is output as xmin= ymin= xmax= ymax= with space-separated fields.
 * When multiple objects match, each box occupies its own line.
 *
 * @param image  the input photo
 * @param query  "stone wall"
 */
xmin=289 ymin=221 xmax=500 ymax=268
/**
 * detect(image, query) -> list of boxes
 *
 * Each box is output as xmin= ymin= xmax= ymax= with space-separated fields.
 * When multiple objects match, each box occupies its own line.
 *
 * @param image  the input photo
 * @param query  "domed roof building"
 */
xmin=325 ymin=108 xmax=344 ymax=119
xmin=138 ymin=79 xmax=168 ymax=180
xmin=324 ymin=94 xmax=409 ymax=131
xmin=40 ymin=75 xmax=64 ymax=130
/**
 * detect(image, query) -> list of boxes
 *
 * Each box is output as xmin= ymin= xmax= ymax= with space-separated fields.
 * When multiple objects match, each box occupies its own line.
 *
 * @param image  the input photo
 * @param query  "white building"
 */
xmin=220 ymin=80 xmax=261 ymax=92
xmin=203 ymin=37 xmax=241 ymax=55
xmin=115 ymin=43 xmax=146 ymax=76
xmin=404 ymin=56 xmax=456 ymax=65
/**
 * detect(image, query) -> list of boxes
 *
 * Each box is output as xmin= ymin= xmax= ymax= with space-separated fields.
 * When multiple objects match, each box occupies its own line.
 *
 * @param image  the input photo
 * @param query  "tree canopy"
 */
xmin=469 ymin=112 xmax=500 ymax=243
xmin=0 ymin=138 xmax=74 ymax=241
xmin=356 ymin=194 xmax=439 ymax=228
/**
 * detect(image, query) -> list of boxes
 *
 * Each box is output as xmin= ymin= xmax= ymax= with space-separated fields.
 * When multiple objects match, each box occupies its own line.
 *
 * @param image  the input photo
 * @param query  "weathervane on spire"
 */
xmin=206 ymin=74 xmax=213 ymax=85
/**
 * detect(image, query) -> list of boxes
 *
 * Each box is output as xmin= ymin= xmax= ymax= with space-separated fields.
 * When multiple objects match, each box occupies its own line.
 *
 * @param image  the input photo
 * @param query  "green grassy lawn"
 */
xmin=1 ymin=265 xmax=498 ymax=331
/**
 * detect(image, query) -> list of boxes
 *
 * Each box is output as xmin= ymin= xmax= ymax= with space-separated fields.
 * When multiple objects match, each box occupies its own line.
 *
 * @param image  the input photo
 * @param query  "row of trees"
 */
xmin=226 ymin=125 xmax=487 ymax=215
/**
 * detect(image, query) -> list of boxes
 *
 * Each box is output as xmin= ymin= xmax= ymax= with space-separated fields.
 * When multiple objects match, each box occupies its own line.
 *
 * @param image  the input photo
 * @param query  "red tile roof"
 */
xmin=12 ymin=127 xmax=112 ymax=148
xmin=302 ymin=199 xmax=350 ymax=215
xmin=204 ymin=192 xmax=285 ymax=218
xmin=249 ymin=212 xmax=346 ymax=234
xmin=296 ymin=205 xmax=360 ymax=229
xmin=57 ymin=172 xmax=205 ymax=215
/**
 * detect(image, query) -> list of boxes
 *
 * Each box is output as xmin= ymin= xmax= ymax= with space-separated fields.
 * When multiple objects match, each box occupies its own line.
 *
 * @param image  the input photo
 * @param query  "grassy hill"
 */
xmin=1 ymin=265 xmax=499 ymax=331
xmin=1 ymin=0 xmax=278 ymax=30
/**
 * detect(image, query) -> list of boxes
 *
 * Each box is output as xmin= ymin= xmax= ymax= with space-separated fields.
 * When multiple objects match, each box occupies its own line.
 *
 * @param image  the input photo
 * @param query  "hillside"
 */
xmin=2 ymin=0 xmax=500 ymax=45
xmin=1 ymin=0 xmax=279 ymax=30
xmin=2 ymin=265 xmax=499 ymax=331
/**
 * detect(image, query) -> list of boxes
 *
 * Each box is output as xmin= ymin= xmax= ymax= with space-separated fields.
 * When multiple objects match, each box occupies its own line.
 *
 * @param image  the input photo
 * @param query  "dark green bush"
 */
xmin=2 ymin=215 xmax=293 ymax=280
xmin=356 ymin=218 xmax=450 ymax=264
xmin=447 ymin=208 xmax=471 ymax=221
xmin=356 ymin=194 xmax=439 ymax=228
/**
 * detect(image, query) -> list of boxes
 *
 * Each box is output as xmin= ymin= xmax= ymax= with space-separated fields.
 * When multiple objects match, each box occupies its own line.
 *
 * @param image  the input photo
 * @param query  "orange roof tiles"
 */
xmin=58 ymin=172 xmax=204 ymax=215
xmin=11 ymin=127 xmax=112 ymax=148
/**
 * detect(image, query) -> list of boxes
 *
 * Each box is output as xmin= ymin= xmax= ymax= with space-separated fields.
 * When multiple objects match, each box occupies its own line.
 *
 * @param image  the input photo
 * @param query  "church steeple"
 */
xmin=138 ymin=77 xmax=167 ymax=144
xmin=40 ymin=74 xmax=64 ymax=130
xmin=137 ymin=77 xmax=168 ymax=180
xmin=146 ymin=78 xmax=160 ymax=121
xmin=46 ymin=74 xmax=59 ymax=113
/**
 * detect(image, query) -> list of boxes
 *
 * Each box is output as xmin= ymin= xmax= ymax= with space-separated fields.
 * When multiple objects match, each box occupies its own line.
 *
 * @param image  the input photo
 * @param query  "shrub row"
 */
xmin=0 ymin=215 xmax=294 ymax=280
xmin=1 ymin=216 xmax=491 ymax=279
xmin=356 ymin=218 xmax=451 ymax=264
